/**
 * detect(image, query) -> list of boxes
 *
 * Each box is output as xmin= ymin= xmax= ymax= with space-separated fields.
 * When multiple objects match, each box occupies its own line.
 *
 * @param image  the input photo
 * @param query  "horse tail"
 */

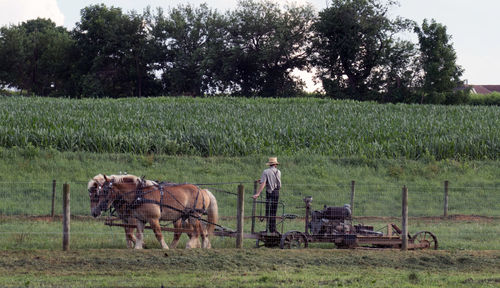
xmin=204 ymin=189 xmax=218 ymax=235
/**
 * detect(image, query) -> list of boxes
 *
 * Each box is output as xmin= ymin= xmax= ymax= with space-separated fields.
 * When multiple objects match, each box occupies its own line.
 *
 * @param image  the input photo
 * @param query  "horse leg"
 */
xmin=122 ymin=217 xmax=136 ymax=249
xmin=124 ymin=226 xmax=136 ymax=249
xmin=150 ymin=218 xmax=169 ymax=249
xmin=185 ymin=220 xmax=201 ymax=248
xmin=193 ymin=220 xmax=206 ymax=248
xmin=170 ymin=219 xmax=183 ymax=249
xmin=185 ymin=217 xmax=201 ymax=249
xmin=134 ymin=220 xmax=146 ymax=249
xmin=200 ymin=222 xmax=211 ymax=249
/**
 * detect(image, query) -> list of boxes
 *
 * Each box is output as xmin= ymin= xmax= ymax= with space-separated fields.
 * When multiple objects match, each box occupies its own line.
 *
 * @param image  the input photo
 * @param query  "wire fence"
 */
xmin=0 ymin=180 xmax=498 ymax=250
xmin=0 ymin=180 xmax=498 ymax=217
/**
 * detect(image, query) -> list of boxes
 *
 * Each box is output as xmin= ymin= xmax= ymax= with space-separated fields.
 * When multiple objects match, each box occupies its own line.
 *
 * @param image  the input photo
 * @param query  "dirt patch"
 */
xmin=0 ymin=215 xmax=104 ymax=222
xmin=445 ymin=214 xmax=497 ymax=222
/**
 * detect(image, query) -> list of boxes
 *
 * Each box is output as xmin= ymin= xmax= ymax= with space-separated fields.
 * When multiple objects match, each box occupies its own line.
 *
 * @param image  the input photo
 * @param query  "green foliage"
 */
xmin=0 ymin=2 xmax=478 ymax=103
xmin=417 ymin=90 xmax=470 ymax=105
xmin=73 ymin=4 xmax=159 ymax=97
xmin=415 ymin=19 xmax=464 ymax=95
xmin=155 ymin=4 xmax=225 ymax=96
xmin=469 ymin=92 xmax=500 ymax=106
xmin=0 ymin=97 xmax=498 ymax=160
xmin=226 ymin=0 xmax=315 ymax=97
xmin=0 ymin=18 xmax=73 ymax=96
xmin=313 ymin=0 xmax=417 ymax=100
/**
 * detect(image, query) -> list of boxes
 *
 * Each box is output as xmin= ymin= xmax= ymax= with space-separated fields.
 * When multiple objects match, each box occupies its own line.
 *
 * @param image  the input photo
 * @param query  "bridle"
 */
xmin=89 ymin=179 xmax=115 ymax=213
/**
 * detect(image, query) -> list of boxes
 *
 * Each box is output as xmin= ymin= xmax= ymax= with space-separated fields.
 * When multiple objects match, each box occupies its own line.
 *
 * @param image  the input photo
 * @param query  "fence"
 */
xmin=0 ymin=180 xmax=498 ymax=250
xmin=0 ymin=180 xmax=498 ymax=217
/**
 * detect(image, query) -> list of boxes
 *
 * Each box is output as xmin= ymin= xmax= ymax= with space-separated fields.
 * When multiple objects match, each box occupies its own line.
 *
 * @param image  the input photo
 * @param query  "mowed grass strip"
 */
xmin=1 ymin=96 xmax=499 ymax=159
xmin=0 ymin=249 xmax=498 ymax=288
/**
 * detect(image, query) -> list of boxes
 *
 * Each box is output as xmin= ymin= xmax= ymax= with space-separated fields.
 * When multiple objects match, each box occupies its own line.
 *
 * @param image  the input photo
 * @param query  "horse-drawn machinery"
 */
xmin=233 ymin=196 xmax=438 ymax=250
xmin=91 ymin=175 xmax=437 ymax=250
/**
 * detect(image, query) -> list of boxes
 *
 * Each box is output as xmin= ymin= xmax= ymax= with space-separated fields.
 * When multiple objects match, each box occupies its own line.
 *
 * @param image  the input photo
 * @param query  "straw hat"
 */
xmin=266 ymin=157 xmax=279 ymax=166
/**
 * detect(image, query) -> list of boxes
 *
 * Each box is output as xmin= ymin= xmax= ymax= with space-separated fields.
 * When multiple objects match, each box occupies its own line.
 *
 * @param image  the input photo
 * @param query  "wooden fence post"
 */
xmin=443 ymin=180 xmax=449 ymax=217
xmin=350 ymin=180 xmax=355 ymax=214
xmin=401 ymin=185 xmax=408 ymax=251
xmin=63 ymin=183 xmax=70 ymax=251
xmin=236 ymin=184 xmax=245 ymax=248
xmin=51 ymin=180 xmax=56 ymax=217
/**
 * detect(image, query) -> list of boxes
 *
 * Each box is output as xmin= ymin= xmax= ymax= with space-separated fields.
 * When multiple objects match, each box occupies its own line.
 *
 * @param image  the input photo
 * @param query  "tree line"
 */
xmin=0 ymin=0 xmax=466 ymax=104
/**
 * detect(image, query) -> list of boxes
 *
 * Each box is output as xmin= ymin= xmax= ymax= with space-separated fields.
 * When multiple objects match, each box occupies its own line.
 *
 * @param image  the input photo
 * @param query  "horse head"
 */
xmin=89 ymin=174 xmax=116 ymax=217
xmin=88 ymin=174 xmax=104 ymax=217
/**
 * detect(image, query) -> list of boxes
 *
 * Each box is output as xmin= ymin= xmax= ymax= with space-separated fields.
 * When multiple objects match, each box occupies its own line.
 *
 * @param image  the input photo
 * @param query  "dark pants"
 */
xmin=266 ymin=190 xmax=280 ymax=233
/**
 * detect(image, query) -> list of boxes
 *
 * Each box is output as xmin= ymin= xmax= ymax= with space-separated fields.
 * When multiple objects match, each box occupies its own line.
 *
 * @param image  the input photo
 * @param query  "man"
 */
xmin=252 ymin=157 xmax=281 ymax=233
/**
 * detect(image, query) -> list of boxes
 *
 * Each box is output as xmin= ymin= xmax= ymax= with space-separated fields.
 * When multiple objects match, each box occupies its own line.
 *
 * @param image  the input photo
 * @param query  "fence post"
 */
xmin=401 ymin=185 xmax=408 ymax=251
xmin=350 ymin=180 xmax=355 ymax=214
xmin=51 ymin=180 xmax=56 ymax=217
xmin=251 ymin=181 xmax=258 ymax=234
xmin=443 ymin=180 xmax=449 ymax=217
xmin=62 ymin=183 xmax=70 ymax=251
xmin=236 ymin=184 xmax=245 ymax=248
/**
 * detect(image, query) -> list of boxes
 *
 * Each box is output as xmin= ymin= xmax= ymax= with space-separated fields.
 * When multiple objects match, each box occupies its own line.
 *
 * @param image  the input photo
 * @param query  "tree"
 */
xmin=414 ymin=19 xmax=465 ymax=104
xmin=226 ymin=0 xmax=315 ymax=97
xmin=0 ymin=25 xmax=24 ymax=90
xmin=153 ymin=4 xmax=227 ymax=96
xmin=73 ymin=4 xmax=158 ymax=97
xmin=380 ymin=40 xmax=422 ymax=103
xmin=0 ymin=18 xmax=73 ymax=96
xmin=124 ymin=9 xmax=162 ymax=97
xmin=313 ymin=0 xmax=415 ymax=100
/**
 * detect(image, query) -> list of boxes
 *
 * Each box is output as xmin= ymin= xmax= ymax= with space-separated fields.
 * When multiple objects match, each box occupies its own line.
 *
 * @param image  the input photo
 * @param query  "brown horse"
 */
xmin=94 ymin=174 xmax=218 ymax=249
xmin=89 ymin=174 xmax=208 ymax=249
xmin=89 ymin=174 xmax=146 ymax=248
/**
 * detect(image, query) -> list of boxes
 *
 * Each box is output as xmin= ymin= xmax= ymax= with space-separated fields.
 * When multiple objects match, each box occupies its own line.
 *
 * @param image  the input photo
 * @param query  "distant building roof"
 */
xmin=470 ymin=85 xmax=500 ymax=94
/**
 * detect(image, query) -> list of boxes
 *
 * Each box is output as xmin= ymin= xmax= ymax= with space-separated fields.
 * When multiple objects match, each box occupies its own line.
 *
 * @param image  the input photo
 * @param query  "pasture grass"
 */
xmin=0 ymin=248 xmax=498 ymax=287
xmin=0 ymin=216 xmax=498 ymax=251
xmin=0 ymin=149 xmax=499 ymax=217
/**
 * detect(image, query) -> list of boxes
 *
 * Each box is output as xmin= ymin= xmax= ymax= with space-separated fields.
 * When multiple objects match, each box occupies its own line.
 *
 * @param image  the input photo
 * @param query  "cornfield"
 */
xmin=0 ymin=96 xmax=499 ymax=160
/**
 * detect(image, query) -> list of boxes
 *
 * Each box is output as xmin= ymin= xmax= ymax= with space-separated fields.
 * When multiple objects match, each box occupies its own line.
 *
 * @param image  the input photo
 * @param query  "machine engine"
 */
xmin=309 ymin=204 xmax=353 ymax=235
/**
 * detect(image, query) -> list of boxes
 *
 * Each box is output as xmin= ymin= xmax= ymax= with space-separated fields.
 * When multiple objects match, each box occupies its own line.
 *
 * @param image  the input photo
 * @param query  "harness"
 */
xmin=122 ymin=180 xmax=207 ymax=222
xmin=98 ymin=178 xmax=228 ymax=232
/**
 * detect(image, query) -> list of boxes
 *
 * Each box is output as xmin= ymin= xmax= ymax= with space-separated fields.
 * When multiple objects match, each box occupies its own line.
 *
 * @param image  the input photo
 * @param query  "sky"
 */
xmin=0 ymin=0 xmax=498 ymax=88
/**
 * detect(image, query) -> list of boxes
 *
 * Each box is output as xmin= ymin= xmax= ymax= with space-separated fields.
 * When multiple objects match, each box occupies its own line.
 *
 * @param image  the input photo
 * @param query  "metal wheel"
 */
xmin=255 ymin=232 xmax=281 ymax=248
xmin=412 ymin=231 xmax=438 ymax=250
xmin=280 ymin=231 xmax=308 ymax=249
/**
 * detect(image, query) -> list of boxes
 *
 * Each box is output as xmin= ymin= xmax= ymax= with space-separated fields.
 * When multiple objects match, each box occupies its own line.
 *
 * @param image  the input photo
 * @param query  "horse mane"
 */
xmin=89 ymin=174 xmax=159 ymax=190
xmin=88 ymin=174 xmax=105 ymax=190
xmin=113 ymin=174 xmax=157 ymax=187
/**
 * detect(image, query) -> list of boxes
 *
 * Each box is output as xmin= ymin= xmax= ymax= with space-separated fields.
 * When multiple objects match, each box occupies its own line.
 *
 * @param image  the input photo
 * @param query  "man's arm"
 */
xmin=252 ymin=180 xmax=266 ymax=199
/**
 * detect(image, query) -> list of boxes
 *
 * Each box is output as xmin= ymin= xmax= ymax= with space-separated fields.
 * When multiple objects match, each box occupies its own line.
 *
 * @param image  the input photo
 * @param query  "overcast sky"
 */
xmin=0 ymin=0 xmax=498 ymax=87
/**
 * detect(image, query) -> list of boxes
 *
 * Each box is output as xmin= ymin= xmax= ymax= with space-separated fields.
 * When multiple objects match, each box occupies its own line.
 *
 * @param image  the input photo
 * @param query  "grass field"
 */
xmin=1 ymin=215 xmax=499 ymax=287
xmin=0 ymin=216 xmax=498 ymax=251
xmin=0 ymin=248 xmax=498 ymax=287
xmin=0 ymin=150 xmax=498 ymax=217
xmin=0 ymin=96 xmax=499 ymax=287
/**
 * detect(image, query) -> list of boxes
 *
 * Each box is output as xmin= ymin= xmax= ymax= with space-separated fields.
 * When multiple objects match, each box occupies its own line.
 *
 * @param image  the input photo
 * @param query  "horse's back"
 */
xmin=161 ymin=183 xmax=201 ymax=197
